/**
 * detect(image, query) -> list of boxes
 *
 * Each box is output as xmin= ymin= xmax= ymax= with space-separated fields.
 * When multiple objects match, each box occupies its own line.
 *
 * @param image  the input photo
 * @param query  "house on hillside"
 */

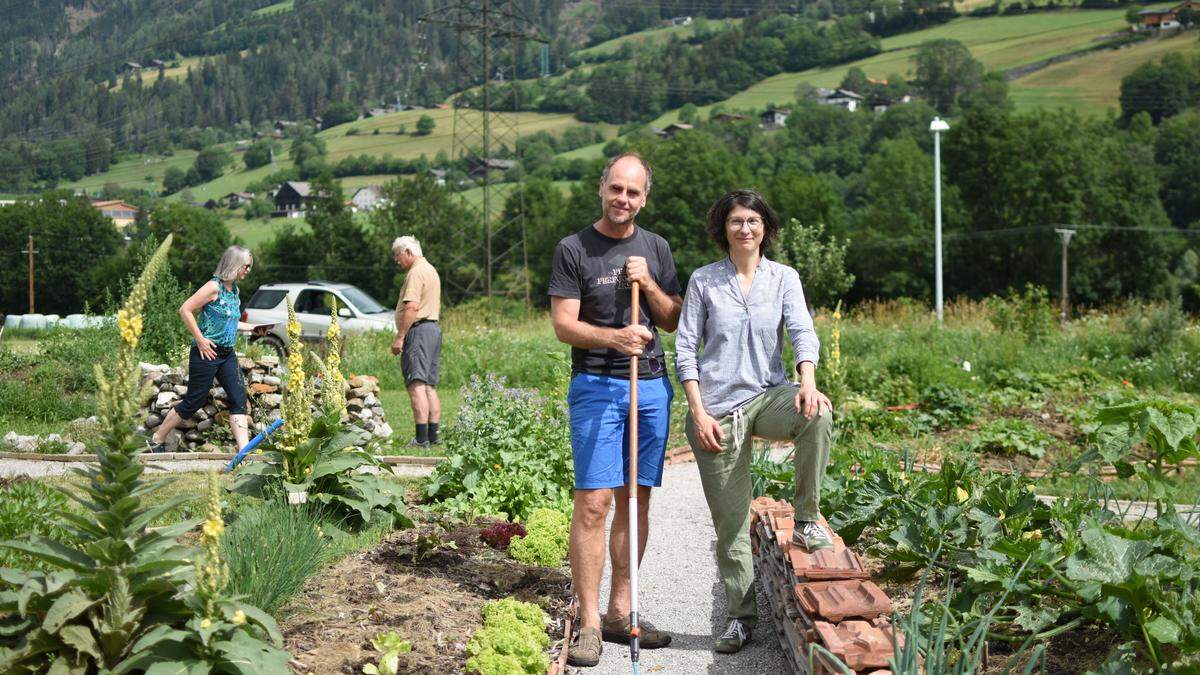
xmin=147 ymin=58 xmax=166 ymax=68
xmin=429 ymin=168 xmax=447 ymax=186
xmin=122 ymin=62 xmax=142 ymax=72
xmin=351 ymin=186 xmax=385 ymax=212
xmin=656 ymin=122 xmax=693 ymax=139
xmin=224 ymin=192 xmax=254 ymax=209
xmin=92 ymin=200 xmax=140 ymax=229
xmin=760 ymin=107 xmax=791 ymax=129
xmin=713 ymin=112 xmax=748 ymax=123
xmin=1135 ymin=7 xmax=1181 ymax=29
xmin=468 ymin=158 xmax=517 ymax=180
xmin=819 ymin=89 xmax=864 ymax=112
xmin=273 ymin=181 xmax=312 ymax=217
xmin=671 ymin=16 xmax=693 ymax=26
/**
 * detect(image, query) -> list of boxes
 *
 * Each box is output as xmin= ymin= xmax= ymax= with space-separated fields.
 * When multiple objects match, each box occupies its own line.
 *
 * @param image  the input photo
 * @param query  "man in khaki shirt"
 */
xmin=391 ymin=235 xmax=442 ymax=447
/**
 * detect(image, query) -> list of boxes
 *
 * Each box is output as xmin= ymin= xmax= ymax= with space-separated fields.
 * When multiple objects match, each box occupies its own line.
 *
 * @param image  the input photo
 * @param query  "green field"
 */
xmin=251 ymin=0 xmax=293 ymax=16
xmin=577 ymin=18 xmax=743 ymax=58
xmin=62 ymin=151 xmax=196 ymax=195
xmin=649 ymin=9 xmax=1135 ymax=126
xmin=1010 ymin=32 xmax=1200 ymax=113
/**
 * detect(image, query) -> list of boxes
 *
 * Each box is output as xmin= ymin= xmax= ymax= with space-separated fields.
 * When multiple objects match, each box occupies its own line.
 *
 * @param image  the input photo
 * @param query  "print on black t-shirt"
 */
xmin=548 ymin=225 xmax=681 ymax=379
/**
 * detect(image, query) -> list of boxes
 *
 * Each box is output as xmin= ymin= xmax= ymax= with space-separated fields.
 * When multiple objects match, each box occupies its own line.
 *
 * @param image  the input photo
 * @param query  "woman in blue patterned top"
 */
xmin=149 ymin=245 xmax=254 ymax=453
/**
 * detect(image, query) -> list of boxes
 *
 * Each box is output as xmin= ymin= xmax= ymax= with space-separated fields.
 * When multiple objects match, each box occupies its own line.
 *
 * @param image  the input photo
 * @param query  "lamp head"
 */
xmin=930 ymin=117 xmax=950 ymax=133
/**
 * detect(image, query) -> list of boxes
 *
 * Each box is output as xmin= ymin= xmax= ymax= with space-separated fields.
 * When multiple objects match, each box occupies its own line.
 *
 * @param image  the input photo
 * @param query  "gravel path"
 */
xmin=587 ymin=461 xmax=785 ymax=675
xmin=0 ymin=458 xmax=433 ymax=479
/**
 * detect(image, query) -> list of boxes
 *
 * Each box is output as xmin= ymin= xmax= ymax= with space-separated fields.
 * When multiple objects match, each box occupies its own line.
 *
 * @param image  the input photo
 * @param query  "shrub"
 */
xmin=426 ymin=375 xmax=573 ymax=520
xmin=508 ymin=508 xmax=569 ymax=567
xmin=465 ymin=598 xmax=549 ymax=675
xmin=223 ymin=501 xmax=331 ymax=614
xmin=1125 ymin=297 xmax=1186 ymax=358
xmin=0 ymin=478 xmax=70 ymax=569
xmin=987 ymin=284 xmax=1055 ymax=342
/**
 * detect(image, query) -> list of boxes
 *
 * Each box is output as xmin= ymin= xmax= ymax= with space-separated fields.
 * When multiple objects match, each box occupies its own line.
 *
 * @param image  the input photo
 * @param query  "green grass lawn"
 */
xmin=252 ymin=0 xmax=293 ymax=16
xmin=1010 ymin=32 xmax=1200 ymax=114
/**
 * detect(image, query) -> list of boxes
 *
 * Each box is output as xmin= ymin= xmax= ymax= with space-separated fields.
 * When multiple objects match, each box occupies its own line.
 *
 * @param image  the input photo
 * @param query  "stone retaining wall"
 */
xmin=750 ymin=496 xmax=903 ymax=674
xmin=139 ymin=356 xmax=392 ymax=451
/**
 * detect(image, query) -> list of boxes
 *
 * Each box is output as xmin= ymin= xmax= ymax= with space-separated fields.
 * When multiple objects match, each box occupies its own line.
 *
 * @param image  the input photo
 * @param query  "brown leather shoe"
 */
xmin=567 ymin=626 xmax=603 ymax=667
xmin=601 ymin=614 xmax=672 ymax=649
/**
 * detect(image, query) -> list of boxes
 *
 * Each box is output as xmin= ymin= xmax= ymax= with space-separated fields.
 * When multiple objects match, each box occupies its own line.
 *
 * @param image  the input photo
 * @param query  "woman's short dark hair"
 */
xmin=705 ymin=189 xmax=782 ymax=253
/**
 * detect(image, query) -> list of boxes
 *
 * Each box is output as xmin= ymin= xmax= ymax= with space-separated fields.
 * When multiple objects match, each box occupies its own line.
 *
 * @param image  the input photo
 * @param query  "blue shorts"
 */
xmin=567 ymin=373 xmax=674 ymax=490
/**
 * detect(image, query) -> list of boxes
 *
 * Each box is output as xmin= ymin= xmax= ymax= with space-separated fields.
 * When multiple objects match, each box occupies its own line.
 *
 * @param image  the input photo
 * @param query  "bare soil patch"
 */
xmin=279 ymin=518 xmax=572 ymax=674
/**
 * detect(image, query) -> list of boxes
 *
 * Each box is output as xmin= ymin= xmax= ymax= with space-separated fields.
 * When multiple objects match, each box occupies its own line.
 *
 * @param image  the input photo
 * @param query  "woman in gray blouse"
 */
xmin=675 ymin=189 xmax=834 ymax=654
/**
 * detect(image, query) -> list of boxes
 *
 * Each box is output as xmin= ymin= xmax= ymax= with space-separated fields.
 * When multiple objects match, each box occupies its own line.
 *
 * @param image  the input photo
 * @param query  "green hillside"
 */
xmin=1010 ymin=32 xmax=1200 ymax=113
xmin=648 ymin=9 xmax=1134 ymax=126
xmin=576 ymin=17 xmax=743 ymax=59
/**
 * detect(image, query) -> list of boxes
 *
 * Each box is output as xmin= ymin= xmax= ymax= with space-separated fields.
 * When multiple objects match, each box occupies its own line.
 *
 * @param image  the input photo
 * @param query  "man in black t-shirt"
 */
xmin=549 ymin=152 xmax=683 ymax=667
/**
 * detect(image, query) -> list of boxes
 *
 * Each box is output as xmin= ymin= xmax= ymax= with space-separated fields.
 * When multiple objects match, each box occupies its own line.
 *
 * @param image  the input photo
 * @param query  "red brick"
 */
xmin=794 ymin=580 xmax=892 ymax=622
xmin=813 ymin=619 xmax=900 ymax=671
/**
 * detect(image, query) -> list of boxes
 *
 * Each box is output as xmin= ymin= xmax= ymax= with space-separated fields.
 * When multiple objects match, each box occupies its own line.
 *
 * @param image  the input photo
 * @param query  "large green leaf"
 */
xmin=42 ymin=590 xmax=97 ymax=633
xmin=309 ymin=453 xmax=369 ymax=480
xmin=1 ymin=538 xmax=95 ymax=573
xmin=212 ymin=629 xmax=292 ymax=674
xmin=58 ymin=625 xmax=102 ymax=663
xmin=1144 ymin=616 xmax=1181 ymax=645
xmin=1065 ymin=526 xmax=1153 ymax=586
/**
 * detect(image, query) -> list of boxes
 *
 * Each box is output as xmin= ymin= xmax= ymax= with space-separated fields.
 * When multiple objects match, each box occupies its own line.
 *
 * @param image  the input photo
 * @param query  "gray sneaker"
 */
xmin=791 ymin=520 xmax=834 ymax=551
xmin=715 ymin=619 xmax=752 ymax=654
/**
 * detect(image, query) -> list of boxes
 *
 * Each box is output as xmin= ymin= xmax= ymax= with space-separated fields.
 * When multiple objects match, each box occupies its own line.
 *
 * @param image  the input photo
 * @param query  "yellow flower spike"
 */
xmin=200 ymin=618 xmax=212 ymax=630
xmin=955 ymin=486 xmax=970 ymax=504
xmin=202 ymin=519 xmax=225 ymax=538
xmin=232 ymin=610 xmax=247 ymax=625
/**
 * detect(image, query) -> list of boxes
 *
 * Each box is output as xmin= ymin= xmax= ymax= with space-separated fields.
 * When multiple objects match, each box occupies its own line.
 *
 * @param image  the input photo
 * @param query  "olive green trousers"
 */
xmin=685 ymin=385 xmax=833 ymax=624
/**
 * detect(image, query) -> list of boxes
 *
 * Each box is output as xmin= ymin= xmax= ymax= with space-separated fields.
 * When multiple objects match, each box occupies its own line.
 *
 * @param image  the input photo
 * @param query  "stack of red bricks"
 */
xmin=750 ymin=496 xmax=901 ymax=674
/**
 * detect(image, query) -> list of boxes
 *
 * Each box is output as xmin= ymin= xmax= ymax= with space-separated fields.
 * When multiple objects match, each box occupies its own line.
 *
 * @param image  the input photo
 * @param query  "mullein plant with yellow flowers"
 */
xmin=232 ymin=301 xmax=411 ymax=528
xmin=0 ymin=236 xmax=287 ymax=674
xmin=125 ymin=472 xmax=289 ymax=673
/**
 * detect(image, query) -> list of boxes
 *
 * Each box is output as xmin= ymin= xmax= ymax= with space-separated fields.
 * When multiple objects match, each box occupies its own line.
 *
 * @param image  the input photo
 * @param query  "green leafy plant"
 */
xmin=918 ymin=383 xmax=978 ymax=430
xmin=508 ymin=508 xmax=569 ymax=567
xmin=465 ymin=598 xmax=549 ymax=675
xmin=0 ymin=478 xmax=70 ymax=570
xmin=426 ymin=374 xmax=573 ymax=520
xmin=988 ymin=284 xmax=1056 ymax=343
xmin=961 ymin=418 xmax=1053 ymax=459
xmin=223 ymin=501 xmax=331 ymax=614
xmin=232 ymin=306 xmax=411 ymax=528
xmin=1124 ymin=298 xmax=1186 ymax=358
xmin=0 ymin=236 xmax=288 ymax=674
xmin=362 ymin=630 xmax=412 ymax=675
xmin=1091 ymin=398 xmax=1199 ymax=510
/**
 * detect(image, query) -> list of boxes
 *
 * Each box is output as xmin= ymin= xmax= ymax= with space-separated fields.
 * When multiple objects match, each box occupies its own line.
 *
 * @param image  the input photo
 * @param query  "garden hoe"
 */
xmin=627 ymin=280 xmax=642 ymax=674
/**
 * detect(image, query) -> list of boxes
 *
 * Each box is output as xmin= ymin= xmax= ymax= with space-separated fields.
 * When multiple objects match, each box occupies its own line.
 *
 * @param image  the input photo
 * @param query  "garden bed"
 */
xmin=279 ymin=517 xmax=572 ymax=674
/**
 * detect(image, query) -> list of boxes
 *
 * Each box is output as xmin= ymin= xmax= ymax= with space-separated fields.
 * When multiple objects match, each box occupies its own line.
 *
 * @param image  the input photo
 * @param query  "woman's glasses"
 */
xmin=727 ymin=218 xmax=764 ymax=230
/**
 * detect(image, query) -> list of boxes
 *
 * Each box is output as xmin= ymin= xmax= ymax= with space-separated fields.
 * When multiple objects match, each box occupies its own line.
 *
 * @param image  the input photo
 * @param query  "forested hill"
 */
xmin=0 ymin=0 xmax=948 ymax=157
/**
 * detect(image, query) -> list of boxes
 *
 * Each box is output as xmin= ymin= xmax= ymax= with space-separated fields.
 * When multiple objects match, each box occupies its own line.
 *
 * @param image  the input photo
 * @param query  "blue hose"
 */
xmin=224 ymin=418 xmax=284 ymax=472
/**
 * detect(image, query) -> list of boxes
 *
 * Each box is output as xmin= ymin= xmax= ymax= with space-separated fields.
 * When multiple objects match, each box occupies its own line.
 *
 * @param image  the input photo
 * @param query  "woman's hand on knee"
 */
xmin=794 ymin=384 xmax=832 ymax=419
xmin=692 ymin=411 xmax=725 ymax=453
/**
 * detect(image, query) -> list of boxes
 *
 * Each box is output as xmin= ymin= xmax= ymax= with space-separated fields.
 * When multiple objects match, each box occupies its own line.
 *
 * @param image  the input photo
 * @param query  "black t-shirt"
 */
xmin=548 ymin=225 xmax=681 ymax=379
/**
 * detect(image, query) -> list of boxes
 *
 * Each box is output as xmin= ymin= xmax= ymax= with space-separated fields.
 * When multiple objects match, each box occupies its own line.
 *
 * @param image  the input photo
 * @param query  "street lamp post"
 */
xmin=930 ymin=116 xmax=950 ymax=326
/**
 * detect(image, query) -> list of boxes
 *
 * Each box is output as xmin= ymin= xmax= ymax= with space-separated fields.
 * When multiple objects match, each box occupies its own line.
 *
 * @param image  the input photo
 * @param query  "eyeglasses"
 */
xmin=727 ymin=218 xmax=764 ymax=230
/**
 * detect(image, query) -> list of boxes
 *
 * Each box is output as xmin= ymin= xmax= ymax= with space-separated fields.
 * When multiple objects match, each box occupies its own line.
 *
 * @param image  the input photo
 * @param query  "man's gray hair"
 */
xmin=392 ymin=235 xmax=422 ymax=257
xmin=213 ymin=245 xmax=252 ymax=282
xmin=601 ymin=152 xmax=653 ymax=194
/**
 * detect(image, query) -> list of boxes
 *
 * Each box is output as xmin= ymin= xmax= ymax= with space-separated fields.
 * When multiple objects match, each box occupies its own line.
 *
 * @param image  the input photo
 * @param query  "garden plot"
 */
xmin=281 ymin=518 xmax=571 ymax=675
